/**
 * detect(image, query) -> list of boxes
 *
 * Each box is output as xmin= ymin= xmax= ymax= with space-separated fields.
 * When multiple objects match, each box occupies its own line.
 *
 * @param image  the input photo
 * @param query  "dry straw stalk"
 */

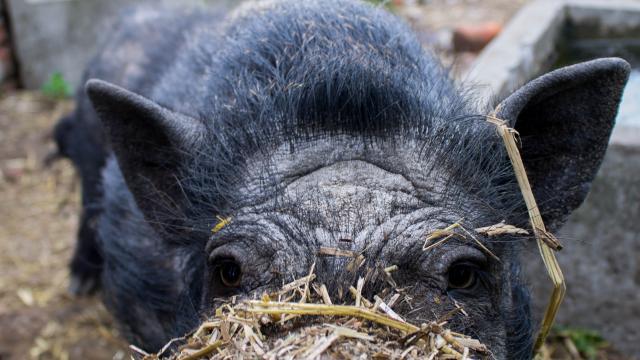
xmin=486 ymin=114 xmax=566 ymax=357
xmin=144 ymin=258 xmax=489 ymax=360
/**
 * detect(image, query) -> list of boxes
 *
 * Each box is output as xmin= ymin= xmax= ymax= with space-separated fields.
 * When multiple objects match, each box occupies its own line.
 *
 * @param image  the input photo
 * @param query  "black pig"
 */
xmin=54 ymin=0 xmax=630 ymax=357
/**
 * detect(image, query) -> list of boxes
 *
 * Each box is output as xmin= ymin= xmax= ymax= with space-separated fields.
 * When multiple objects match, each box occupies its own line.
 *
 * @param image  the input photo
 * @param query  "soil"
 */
xmin=0 ymin=93 xmax=128 ymax=359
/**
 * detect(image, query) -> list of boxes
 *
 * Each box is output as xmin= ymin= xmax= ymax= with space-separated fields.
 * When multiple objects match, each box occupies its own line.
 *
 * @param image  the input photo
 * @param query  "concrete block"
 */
xmin=463 ymin=0 xmax=565 ymax=100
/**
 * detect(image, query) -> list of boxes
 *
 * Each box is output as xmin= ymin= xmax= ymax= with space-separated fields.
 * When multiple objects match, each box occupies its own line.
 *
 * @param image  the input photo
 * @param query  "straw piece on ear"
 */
xmin=486 ymin=112 xmax=565 ymax=357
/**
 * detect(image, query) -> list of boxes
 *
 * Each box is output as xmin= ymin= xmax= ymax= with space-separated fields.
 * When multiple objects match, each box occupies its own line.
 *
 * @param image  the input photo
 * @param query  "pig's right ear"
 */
xmin=493 ymin=58 xmax=629 ymax=231
xmin=86 ymin=79 xmax=205 ymax=233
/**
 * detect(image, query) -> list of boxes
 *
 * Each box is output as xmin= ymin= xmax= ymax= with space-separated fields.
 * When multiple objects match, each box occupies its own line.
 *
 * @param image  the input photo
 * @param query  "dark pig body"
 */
xmin=54 ymin=0 xmax=630 ymax=357
xmin=54 ymin=7 xmax=218 ymax=295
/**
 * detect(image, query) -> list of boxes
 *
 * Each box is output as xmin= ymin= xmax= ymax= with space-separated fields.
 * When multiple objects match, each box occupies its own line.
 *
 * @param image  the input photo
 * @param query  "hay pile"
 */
xmin=134 ymin=262 xmax=487 ymax=360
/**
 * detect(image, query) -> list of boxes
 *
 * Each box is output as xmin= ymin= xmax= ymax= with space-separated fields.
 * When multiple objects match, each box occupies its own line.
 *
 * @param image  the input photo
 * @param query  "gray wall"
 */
xmin=5 ymin=0 xmax=236 ymax=89
xmin=525 ymin=135 xmax=640 ymax=356
xmin=0 ymin=0 xmax=7 ymax=83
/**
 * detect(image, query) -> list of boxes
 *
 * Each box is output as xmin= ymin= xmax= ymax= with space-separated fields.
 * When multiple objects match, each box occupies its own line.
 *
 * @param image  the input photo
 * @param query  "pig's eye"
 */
xmin=218 ymin=260 xmax=242 ymax=288
xmin=447 ymin=263 xmax=478 ymax=290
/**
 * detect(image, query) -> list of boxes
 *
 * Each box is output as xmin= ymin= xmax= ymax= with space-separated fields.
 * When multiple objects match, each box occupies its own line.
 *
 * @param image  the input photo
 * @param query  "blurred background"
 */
xmin=0 ymin=0 xmax=637 ymax=359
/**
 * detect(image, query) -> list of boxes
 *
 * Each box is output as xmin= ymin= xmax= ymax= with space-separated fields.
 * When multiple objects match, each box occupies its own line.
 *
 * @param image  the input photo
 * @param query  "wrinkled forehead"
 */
xmin=274 ymin=159 xmax=426 ymax=250
xmin=205 ymin=134 xmax=517 ymax=285
xmin=228 ymin=136 xmax=495 ymax=250
xmin=243 ymin=135 xmax=455 ymax=202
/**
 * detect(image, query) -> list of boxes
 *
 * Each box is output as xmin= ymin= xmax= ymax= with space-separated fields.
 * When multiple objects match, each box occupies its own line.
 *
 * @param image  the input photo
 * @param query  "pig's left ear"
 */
xmin=494 ymin=58 xmax=630 ymax=230
xmin=86 ymin=79 xmax=205 ymax=234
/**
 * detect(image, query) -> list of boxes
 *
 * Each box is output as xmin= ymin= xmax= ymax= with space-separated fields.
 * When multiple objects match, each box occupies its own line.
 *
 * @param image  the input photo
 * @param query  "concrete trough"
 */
xmin=466 ymin=0 xmax=640 ymax=356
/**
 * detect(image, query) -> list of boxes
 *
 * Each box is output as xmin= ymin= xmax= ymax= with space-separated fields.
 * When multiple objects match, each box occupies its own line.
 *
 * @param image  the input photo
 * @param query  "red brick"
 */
xmin=453 ymin=22 xmax=502 ymax=53
xmin=0 ymin=24 xmax=6 ymax=44
xmin=0 ymin=46 xmax=11 ymax=61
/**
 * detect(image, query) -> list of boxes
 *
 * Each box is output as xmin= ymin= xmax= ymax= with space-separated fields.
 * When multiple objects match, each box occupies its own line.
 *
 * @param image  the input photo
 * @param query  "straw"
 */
xmin=486 ymin=113 xmax=565 ymax=357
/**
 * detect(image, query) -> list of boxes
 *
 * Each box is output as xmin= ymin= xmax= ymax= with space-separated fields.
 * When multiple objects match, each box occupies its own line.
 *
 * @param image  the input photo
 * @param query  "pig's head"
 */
xmin=87 ymin=28 xmax=629 ymax=359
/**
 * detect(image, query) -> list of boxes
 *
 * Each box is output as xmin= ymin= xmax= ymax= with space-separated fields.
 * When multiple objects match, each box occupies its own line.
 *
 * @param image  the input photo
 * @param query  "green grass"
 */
xmin=41 ymin=72 xmax=72 ymax=99
xmin=363 ymin=0 xmax=396 ymax=10
xmin=554 ymin=326 xmax=608 ymax=359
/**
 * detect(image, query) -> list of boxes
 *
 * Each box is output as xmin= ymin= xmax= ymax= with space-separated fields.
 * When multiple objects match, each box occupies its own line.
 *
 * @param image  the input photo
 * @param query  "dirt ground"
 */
xmin=0 ymin=1 xmax=626 ymax=359
xmin=0 ymin=93 xmax=128 ymax=359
